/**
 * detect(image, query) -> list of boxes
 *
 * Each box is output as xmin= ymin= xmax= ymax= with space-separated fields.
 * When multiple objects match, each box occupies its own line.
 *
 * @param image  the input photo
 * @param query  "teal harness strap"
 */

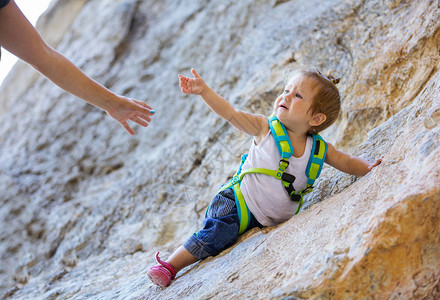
xmin=306 ymin=134 xmax=327 ymax=186
xmin=268 ymin=114 xmax=293 ymax=159
xmin=215 ymin=116 xmax=327 ymax=235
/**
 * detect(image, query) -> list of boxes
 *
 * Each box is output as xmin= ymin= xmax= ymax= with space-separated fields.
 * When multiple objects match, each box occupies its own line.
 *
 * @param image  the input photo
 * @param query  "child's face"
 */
xmin=273 ymin=74 xmax=319 ymax=133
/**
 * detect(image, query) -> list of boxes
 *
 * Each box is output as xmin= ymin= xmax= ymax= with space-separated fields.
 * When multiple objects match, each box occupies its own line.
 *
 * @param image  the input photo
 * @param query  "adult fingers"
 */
xmin=131 ymin=100 xmax=155 ymax=116
xmin=131 ymin=116 xmax=149 ymax=127
xmin=135 ymin=113 xmax=152 ymax=123
xmin=121 ymin=121 xmax=135 ymax=135
xmin=132 ymin=99 xmax=152 ymax=110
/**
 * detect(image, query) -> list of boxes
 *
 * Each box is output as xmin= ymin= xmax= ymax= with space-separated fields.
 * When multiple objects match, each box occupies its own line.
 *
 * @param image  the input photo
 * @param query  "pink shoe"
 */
xmin=147 ymin=252 xmax=177 ymax=287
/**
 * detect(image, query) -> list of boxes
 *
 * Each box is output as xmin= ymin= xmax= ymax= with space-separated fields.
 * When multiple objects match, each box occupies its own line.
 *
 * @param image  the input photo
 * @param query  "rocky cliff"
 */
xmin=0 ymin=0 xmax=439 ymax=299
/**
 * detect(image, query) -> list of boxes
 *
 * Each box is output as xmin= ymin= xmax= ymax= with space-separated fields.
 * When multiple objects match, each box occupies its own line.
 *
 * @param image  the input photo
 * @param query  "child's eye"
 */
xmin=296 ymin=93 xmax=303 ymax=99
xmin=284 ymin=90 xmax=290 ymax=94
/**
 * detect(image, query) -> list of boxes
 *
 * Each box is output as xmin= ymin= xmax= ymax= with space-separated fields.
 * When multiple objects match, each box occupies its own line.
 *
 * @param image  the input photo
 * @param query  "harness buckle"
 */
xmin=281 ymin=172 xmax=295 ymax=184
xmin=290 ymin=193 xmax=302 ymax=202
xmin=278 ymin=159 xmax=289 ymax=171
xmin=301 ymin=186 xmax=314 ymax=195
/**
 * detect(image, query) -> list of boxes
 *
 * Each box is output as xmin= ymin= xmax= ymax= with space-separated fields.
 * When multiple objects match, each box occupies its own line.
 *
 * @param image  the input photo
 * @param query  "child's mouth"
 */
xmin=279 ymin=105 xmax=288 ymax=110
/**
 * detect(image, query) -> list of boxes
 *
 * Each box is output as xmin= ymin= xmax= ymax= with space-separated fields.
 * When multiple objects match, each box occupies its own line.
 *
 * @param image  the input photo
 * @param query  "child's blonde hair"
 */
xmin=288 ymin=68 xmax=341 ymax=134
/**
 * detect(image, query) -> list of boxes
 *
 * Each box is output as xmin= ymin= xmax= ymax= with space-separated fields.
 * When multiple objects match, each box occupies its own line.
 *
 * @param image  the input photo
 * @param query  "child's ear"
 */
xmin=309 ymin=113 xmax=327 ymax=127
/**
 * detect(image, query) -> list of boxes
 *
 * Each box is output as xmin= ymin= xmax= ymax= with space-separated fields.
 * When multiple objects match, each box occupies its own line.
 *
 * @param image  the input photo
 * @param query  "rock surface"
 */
xmin=0 ymin=0 xmax=439 ymax=299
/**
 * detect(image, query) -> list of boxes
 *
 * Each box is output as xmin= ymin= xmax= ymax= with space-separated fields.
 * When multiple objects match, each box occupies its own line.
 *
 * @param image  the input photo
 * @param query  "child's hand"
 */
xmin=367 ymin=157 xmax=383 ymax=171
xmin=179 ymin=68 xmax=206 ymax=95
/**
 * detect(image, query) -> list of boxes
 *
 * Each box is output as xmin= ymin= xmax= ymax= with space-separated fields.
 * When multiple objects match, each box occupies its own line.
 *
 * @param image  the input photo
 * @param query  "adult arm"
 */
xmin=0 ymin=0 xmax=154 ymax=134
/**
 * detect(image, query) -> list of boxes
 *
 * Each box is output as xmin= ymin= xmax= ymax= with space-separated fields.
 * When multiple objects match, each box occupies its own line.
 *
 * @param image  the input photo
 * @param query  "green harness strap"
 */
xmin=217 ymin=115 xmax=327 ymax=235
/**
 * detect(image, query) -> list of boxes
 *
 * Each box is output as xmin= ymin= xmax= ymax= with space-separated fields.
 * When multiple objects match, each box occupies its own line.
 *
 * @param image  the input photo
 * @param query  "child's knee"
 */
xmin=206 ymin=194 xmax=235 ymax=218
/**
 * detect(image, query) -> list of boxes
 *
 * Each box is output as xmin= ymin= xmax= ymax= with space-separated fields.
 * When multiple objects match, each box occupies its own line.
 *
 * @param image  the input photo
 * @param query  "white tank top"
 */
xmin=240 ymin=131 xmax=312 ymax=226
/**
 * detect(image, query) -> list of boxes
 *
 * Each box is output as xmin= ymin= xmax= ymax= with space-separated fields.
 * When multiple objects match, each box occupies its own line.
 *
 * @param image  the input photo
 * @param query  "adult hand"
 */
xmin=0 ymin=1 xmax=155 ymax=135
xmin=178 ymin=68 xmax=206 ymax=95
xmin=105 ymin=96 xmax=155 ymax=135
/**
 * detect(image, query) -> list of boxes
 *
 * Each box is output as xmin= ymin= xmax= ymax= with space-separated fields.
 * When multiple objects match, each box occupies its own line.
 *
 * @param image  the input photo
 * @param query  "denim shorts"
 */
xmin=184 ymin=188 xmax=262 ymax=260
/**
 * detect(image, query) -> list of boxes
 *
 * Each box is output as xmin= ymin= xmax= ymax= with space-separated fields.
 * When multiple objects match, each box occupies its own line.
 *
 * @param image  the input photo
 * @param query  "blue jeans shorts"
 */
xmin=184 ymin=188 xmax=262 ymax=260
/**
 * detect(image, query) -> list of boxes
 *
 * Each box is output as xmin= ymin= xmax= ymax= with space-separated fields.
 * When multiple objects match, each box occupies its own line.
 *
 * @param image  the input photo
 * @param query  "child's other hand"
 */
xmin=179 ymin=68 xmax=206 ymax=95
xmin=367 ymin=156 xmax=383 ymax=171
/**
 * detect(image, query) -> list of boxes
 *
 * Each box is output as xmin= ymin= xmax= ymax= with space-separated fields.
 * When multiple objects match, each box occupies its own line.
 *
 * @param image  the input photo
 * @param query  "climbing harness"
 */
xmin=218 ymin=114 xmax=327 ymax=234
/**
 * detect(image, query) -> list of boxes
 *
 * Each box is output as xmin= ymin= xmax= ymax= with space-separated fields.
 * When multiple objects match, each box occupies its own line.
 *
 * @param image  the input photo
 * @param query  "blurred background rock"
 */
xmin=0 ymin=0 xmax=439 ymax=299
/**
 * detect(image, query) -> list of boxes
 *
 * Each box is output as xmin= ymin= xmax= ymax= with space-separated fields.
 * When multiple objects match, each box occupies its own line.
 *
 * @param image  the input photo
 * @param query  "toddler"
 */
xmin=147 ymin=68 xmax=382 ymax=287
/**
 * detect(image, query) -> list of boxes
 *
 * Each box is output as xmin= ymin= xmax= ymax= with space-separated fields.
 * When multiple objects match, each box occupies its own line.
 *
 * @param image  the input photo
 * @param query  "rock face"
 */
xmin=0 ymin=0 xmax=439 ymax=299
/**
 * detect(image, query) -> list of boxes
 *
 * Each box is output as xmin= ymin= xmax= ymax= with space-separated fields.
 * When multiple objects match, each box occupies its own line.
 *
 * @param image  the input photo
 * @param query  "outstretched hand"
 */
xmin=179 ymin=68 xmax=206 ymax=95
xmin=0 ymin=0 xmax=155 ymax=136
xmin=105 ymin=96 xmax=155 ymax=135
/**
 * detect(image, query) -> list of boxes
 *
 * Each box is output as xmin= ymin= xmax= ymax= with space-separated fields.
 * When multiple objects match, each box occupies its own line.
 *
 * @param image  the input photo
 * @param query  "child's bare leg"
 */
xmin=166 ymin=245 xmax=198 ymax=273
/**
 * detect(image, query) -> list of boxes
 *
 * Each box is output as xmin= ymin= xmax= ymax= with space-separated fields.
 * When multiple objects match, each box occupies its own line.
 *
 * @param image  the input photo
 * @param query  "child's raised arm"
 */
xmin=325 ymin=143 xmax=383 ymax=176
xmin=179 ymin=68 xmax=267 ymax=138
